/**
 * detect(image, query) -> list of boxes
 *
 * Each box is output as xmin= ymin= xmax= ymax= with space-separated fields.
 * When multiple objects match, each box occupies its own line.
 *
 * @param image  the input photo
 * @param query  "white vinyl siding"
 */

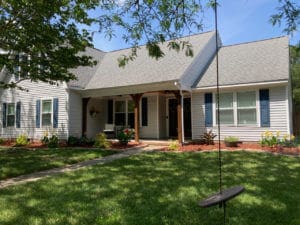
xmin=191 ymin=85 xmax=290 ymax=141
xmin=0 ymin=78 xmax=69 ymax=140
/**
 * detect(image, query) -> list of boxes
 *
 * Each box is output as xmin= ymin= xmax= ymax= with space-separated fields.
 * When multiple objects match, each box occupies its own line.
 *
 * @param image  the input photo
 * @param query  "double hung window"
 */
xmin=7 ymin=103 xmax=15 ymax=127
xmin=42 ymin=100 xmax=52 ymax=126
xmin=215 ymin=91 xmax=257 ymax=126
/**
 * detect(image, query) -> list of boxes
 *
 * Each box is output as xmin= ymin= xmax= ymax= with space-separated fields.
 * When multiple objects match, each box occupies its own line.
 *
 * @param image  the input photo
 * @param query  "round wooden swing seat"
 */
xmin=199 ymin=186 xmax=245 ymax=208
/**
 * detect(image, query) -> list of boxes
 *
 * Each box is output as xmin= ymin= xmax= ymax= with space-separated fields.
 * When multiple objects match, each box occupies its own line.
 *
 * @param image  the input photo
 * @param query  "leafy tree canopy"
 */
xmin=0 ymin=0 xmax=205 ymax=89
xmin=1 ymin=0 xmax=300 ymax=89
xmin=0 ymin=0 xmax=98 ymax=89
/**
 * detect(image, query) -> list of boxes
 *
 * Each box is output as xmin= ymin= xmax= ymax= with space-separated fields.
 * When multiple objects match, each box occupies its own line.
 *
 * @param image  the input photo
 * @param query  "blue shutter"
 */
xmin=53 ymin=98 xmax=59 ymax=128
xmin=36 ymin=100 xmax=41 ymax=128
xmin=260 ymin=89 xmax=270 ymax=127
xmin=205 ymin=93 xmax=213 ymax=127
xmin=16 ymin=101 xmax=21 ymax=128
xmin=2 ymin=103 xmax=7 ymax=128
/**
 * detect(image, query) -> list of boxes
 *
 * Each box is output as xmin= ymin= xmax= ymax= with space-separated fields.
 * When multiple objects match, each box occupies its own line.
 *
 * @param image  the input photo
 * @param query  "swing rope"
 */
xmin=214 ymin=0 xmax=223 ymax=195
xmin=199 ymin=2 xmax=245 ymax=225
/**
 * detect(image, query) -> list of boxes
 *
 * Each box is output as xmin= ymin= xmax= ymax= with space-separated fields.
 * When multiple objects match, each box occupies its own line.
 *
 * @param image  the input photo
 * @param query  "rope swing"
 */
xmin=199 ymin=2 xmax=245 ymax=225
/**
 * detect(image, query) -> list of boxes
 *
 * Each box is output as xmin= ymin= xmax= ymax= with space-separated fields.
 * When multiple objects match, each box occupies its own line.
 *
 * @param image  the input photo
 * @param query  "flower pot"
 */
xmin=225 ymin=141 xmax=238 ymax=147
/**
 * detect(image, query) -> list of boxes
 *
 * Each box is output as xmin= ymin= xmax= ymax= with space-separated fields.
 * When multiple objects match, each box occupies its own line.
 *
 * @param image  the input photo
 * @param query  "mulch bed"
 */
xmin=175 ymin=142 xmax=300 ymax=156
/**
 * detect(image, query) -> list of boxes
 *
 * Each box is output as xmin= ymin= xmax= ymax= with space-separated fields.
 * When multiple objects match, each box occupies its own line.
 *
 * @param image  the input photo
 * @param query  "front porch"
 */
xmin=81 ymin=91 xmax=192 ymax=144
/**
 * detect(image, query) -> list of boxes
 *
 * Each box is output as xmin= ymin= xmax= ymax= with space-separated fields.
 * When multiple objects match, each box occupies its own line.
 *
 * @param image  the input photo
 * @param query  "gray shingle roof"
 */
xmin=68 ymin=47 xmax=105 ymax=89
xmin=194 ymin=36 xmax=289 ymax=88
xmin=85 ymin=31 xmax=216 ymax=90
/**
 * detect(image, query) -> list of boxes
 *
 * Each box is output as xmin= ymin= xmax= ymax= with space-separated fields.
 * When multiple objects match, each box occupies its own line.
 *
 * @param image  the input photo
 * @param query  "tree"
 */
xmin=0 ymin=0 xmax=206 ymax=89
xmin=0 ymin=0 xmax=98 ymax=89
xmin=290 ymin=45 xmax=300 ymax=111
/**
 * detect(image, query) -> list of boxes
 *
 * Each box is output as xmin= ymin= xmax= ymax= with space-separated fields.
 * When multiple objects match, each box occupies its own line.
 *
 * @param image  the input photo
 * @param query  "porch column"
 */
xmin=131 ymin=93 xmax=143 ymax=143
xmin=82 ymin=97 xmax=90 ymax=137
xmin=173 ymin=91 xmax=183 ymax=145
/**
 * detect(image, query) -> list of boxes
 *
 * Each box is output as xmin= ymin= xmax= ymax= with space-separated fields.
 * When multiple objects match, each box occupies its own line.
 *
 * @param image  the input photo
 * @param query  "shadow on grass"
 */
xmin=0 ymin=152 xmax=299 ymax=225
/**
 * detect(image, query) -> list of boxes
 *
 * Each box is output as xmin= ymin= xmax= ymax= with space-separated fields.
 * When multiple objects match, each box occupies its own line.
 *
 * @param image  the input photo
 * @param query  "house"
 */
xmin=0 ymin=31 xmax=292 ymax=143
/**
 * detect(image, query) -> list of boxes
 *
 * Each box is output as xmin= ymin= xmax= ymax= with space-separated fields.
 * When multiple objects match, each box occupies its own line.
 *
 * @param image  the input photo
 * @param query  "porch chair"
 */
xmin=103 ymin=124 xmax=115 ymax=139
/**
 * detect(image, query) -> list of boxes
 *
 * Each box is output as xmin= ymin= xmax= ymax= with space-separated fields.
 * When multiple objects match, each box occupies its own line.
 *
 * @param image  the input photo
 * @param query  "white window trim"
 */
xmin=213 ymin=90 xmax=261 ymax=127
xmin=113 ymin=99 xmax=134 ymax=127
xmin=6 ymin=103 xmax=16 ymax=128
xmin=41 ymin=98 xmax=53 ymax=127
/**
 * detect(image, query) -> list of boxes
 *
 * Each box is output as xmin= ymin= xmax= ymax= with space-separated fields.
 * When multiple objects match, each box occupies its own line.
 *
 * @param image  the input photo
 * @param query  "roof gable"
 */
xmin=84 ymin=31 xmax=216 ymax=90
xmin=194 ymin=36 xmax=289 ymax=88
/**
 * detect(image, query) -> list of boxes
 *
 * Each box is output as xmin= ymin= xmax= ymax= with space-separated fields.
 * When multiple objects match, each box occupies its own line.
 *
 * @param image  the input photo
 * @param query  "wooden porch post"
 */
xmin=82 ymin=97 xmax=90 ymax=137
xmin=131 ymin=93 xmax=143 ymax=143
xmin=173 ymin=91 xmax=183 ymax=145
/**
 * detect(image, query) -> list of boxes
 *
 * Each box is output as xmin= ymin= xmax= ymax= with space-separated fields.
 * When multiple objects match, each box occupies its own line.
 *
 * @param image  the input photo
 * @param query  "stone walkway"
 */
xmin=0 ymin=145 xmax=162 ymax=189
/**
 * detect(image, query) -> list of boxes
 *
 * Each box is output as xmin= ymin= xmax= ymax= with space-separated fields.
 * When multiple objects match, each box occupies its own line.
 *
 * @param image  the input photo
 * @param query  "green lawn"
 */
xmin=0 ymin=151 xmax=299 ymax=225
xmin=0 ymin=147 xmax=117 ymax=180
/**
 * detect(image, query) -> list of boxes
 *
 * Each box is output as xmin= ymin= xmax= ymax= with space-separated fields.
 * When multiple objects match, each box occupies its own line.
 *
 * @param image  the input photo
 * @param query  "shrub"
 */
xmin=0 ymin=138 xmax=4 ymax=145
xmin=117 ymin=128 xmax=134 ymax=145
xmin=260 ymin=130 xmax=296 ymax=148
xmin=168 ymin=140 xmax=179 ymax=151
xmin=224 ymin=136 xmax=239 ymax=143
xmin=78 ymin=136 xmax=95 ymax=146
xmin=67 ymin=136 xmax=79 ymax=146
xmin=94 ymin=133 xmax=111 ymax=149
xmin=15 ymin=134 xmax=30 ymax=147
xmin=42 ymin=132 xmax=59 ymax=148
xmin=200 ymin=130 xmax=217 ymax=145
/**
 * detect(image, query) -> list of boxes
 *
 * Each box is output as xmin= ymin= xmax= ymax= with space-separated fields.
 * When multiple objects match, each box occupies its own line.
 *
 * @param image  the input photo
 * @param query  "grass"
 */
xmin=0 ymin=151 xmax=299 ymax=225
xmin=0 ymin=147 xmax=117 ymax=180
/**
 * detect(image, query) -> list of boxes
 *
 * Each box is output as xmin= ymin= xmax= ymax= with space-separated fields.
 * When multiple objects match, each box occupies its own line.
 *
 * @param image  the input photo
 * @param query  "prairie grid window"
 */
xmin=216 ymin=91 xmax=257 ymax=125
xmin=7 ymin=103 xmax=15 ymax=127
xmin=42 ymin=100 xmax=52 ymax=126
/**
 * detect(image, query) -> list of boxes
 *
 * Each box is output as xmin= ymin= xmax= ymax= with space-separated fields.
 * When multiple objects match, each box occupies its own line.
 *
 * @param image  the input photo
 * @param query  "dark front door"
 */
xmin=168 ymin=99 xmax=178 ymax=137
xmin=168 ymin=98 xmax=192 ymax=138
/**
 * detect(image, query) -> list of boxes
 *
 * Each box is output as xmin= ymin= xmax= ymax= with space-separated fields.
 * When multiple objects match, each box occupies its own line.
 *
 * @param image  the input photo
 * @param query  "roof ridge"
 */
xmin=222 ymin=35 xmax=288 ymax=48
xmin=100 ymin=30 xmax=215 ymax=54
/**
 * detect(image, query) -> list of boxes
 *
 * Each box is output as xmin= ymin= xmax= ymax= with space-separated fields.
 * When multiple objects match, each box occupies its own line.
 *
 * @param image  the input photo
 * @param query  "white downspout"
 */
xmin=180 ymin=88 xmax=185 ymax=143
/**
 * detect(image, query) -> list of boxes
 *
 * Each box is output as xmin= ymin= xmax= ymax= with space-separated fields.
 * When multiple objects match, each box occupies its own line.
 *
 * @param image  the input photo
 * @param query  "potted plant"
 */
xmin=224 ymin=136 xmax=239 ymax=147
xmin=117 ymin=128 xmax=135 ymax=146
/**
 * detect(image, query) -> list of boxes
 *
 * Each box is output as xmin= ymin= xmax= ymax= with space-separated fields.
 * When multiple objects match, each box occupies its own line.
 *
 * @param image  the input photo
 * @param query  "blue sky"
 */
xmin=92 ymin=0 xmax=300 ymax=51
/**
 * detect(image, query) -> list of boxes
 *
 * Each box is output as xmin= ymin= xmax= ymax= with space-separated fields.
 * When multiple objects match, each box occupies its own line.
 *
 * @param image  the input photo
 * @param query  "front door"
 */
xmin=168 ymin=98 xmax=192 ymax=138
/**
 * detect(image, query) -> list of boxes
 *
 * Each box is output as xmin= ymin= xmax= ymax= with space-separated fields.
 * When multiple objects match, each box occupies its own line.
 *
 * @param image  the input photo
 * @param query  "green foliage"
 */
xmin=78 ymin=136 xmax=95 ymax=147
xmin=200 ymin=130 xmax=217 ymax=145
xmin=270 ymin=0 xmax=300 ymax=34
xmin=290 ymin=45 xmax=300 ymax=112
xmin=94 ymin=133 xmax=111 ymax=149
xmin=15 ymin=134 xmax=30 ymax=147
xmin=0 ymin=138 xmax=4 ymax=145
xmin=224 ymin=136 xmax=239 ymax=143
xmin=67 ymin=136 xmax=79 ymax=146
xmin=260 ymin=130 xmax=296 ymax=148
xmin=42 ymin=133 xmax=59 ymax=148
xmin=0 ymin=0 xmax=97 ymax=89
xmin=117 ymin=128 xmax=134 ymax=145
xmin=168 ymin=140 xmax=179 ymax=151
